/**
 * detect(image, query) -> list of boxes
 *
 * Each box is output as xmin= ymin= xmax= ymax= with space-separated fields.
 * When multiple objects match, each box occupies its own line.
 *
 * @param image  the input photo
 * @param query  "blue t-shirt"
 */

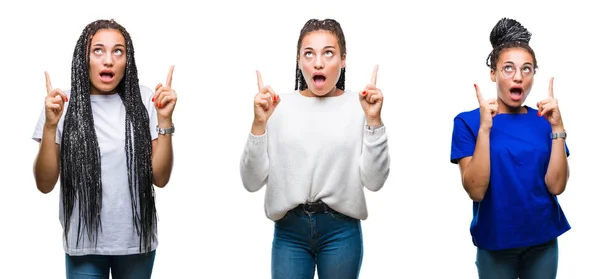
xmin=450 ymin=106 xmax=571 ymax=251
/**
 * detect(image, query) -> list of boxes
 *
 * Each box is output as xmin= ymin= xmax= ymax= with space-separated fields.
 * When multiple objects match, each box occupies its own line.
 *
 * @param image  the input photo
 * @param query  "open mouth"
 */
xmin=100 ymin=70 xmax=115 ymax=82
xmin=509 ymin=87 xmax=523 ymax=101
xmin=312 ymin=74 xmax=326 ymax=87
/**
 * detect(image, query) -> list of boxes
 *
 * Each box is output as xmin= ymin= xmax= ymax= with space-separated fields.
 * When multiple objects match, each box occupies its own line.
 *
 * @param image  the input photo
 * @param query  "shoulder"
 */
xmin=454 ymin=107 xmax=479 ymax=120
xmin=138 ymin=85 xmax=154 ymax=100
xmin=273 ymin=91 xmax=301 ymax=107
xmin=453 ymin=107 xmax=480 ymax=127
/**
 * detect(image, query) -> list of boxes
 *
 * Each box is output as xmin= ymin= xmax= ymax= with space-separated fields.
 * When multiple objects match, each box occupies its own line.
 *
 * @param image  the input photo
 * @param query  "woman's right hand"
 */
xmin=253 ymin=70 xmax=280 ymax=127
xmin=44 ymin=71 xmax=68 ymax=129
xmin=475 ymin=83 xmax=497 ymax=131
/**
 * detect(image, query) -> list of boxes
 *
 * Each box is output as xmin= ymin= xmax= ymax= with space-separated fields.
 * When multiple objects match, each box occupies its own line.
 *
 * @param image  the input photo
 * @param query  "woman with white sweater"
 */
xmin=239 ymin=18 xmax=391 ymax=279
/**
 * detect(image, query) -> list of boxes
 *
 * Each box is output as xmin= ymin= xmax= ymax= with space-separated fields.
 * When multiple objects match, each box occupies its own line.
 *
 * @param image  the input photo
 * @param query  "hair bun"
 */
xmin=489 ymin=17 xmax=531 ymax=48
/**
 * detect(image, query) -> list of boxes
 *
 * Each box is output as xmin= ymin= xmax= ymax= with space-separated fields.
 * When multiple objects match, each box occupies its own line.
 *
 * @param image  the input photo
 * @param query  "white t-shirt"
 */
xmin=32 ymin=85 xmax=159 ymax=256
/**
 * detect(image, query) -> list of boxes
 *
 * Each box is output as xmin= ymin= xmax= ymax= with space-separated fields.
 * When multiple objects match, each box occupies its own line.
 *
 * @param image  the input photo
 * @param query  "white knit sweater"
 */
xmin=240 ymin=90 xmax=390 ymax=221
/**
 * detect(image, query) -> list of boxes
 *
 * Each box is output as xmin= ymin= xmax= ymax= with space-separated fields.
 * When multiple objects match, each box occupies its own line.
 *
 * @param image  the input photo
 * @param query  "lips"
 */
xmin=99 ymin=69 xmax=115 ymax=83
xmin=312 ymin=72 xmax=326 ymax=88
xmin=509 ymin=86 xmax=523 ymax=101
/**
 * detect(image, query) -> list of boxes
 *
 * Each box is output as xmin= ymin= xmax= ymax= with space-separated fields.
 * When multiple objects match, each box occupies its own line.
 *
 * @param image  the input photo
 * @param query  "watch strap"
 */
xmin=157 ymin=124 xmax=175 ymax=135
xmin=550 ymin=131 xmax=566 ymax=140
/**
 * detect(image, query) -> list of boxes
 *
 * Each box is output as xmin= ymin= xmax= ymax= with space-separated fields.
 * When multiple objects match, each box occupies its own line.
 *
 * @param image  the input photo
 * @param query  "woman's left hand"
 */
xmin=153 ymin=65 xmax=178 ymax=120
xmin=360 ymin=65 xmax=384 ymax=126
xmin=537 ymin=77 xmax=564 ymax=129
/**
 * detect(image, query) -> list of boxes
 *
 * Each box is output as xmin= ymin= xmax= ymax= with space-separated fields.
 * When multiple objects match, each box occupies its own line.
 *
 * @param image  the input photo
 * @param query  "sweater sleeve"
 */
xmin=239 ymin=131 xmax=270 ymax=192
xmin=360 ymin=125 xmax=390 ymax=191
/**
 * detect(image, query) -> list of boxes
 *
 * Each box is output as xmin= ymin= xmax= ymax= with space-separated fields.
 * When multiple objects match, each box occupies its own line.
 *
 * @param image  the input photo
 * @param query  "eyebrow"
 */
xmin=504 ymin=61 xmax=533 ymax=66
xmin=303 ymin=45 xmax=337 ymax=51
xmin=92 ymin=43 xmax=126 ymax=48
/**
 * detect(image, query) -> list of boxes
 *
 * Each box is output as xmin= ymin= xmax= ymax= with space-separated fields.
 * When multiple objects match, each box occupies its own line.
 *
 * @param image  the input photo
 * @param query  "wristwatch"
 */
xmin=550 ymin=131 xmax=566 ymax=140
xmin=157 ymin=124 xmax=175 ymax=135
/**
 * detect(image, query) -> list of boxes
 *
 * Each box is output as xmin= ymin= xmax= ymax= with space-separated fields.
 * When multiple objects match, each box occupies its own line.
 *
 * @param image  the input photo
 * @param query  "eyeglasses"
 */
xmin=500 ymin=64 xmax=535 ymax=78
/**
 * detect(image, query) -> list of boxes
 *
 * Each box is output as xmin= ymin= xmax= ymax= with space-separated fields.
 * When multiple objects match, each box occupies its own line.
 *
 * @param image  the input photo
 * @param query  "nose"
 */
xmin=313 ymin=54 xmax=324 ymax=70
xmin=512 ymin=69 xmax=523 ymax=82
xmin=103 ymin=53 xmax=113 ymax=67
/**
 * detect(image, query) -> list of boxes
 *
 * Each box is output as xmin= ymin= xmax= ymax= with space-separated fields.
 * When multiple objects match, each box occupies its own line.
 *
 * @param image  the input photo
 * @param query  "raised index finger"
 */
xmin=474 ymin=83 xmax=484 ymax=105
xmin=45 ymin=71 xmax=52 ymax=94
xmin=548 ymin=77 xmax=554 ymax=98
xmin=370 ymin=64 xmax=379 ymax=86
xmin=166 ymin=65 xmax=175 ymax=87
xmin=256 ymin=70 xmax=264 ymax=91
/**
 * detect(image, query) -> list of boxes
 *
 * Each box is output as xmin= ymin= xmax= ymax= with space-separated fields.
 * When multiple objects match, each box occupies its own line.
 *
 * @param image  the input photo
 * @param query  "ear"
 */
xmin=490 ymin=68 xmax=496 ymax=82
xmin=341 ymin=53 xmax=346 ymax=68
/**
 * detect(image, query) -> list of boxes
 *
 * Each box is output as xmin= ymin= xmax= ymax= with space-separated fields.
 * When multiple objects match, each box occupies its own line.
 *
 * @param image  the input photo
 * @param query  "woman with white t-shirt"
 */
xmin=240 ymin=18 xmax=391 ymax=279
xmin=32 ymin=19 xmax=177 ymax=279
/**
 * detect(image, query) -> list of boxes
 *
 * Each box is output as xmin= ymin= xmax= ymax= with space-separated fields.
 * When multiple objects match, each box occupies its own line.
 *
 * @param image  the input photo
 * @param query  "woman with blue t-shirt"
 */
xmin=450 ymin=18 xmax=570 ymax=278
xmin=32 ymin=19 xmax=177 ymax=278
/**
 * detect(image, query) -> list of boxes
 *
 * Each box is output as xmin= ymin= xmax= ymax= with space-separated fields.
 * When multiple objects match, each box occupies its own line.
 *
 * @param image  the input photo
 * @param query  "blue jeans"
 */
xmin=65 ymin=250 xmax=156 ymax=279
xmin=271 ymin=206 xmax=363 ymax=279
xmin=476 ymin=238 xmax=558 ymax=279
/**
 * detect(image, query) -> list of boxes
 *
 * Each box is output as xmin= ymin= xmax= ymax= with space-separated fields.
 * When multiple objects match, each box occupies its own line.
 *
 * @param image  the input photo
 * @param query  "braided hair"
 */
xmin=294 ymin=19 xmax=347 ymax=91
xmin=61 ymin=19 xmax=156 ymax=254
xmin=486 ymin=17 xmax=538 ymax=71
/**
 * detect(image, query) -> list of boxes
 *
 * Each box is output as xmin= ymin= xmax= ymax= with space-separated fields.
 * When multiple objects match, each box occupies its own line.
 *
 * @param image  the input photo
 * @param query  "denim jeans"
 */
xmin=65 ymin=250 xmax=156 ymax=279
xmin=476 ymin=238 xmax=558 ymax=279
xmin=271 ymin=206 xmax=363 ymax=279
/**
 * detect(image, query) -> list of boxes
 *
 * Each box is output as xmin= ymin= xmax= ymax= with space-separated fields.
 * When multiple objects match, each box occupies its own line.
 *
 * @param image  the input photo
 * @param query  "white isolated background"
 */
xmin=0 ymin=0 xmax=598 ymax=278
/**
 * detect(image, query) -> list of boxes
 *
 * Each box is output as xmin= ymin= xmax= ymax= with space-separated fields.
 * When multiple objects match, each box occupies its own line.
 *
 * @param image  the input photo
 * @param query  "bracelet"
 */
xmin=550 ymin=130 xmax=566 ymax=140
xmin=157 ymin=124 xmax=175 ymax=135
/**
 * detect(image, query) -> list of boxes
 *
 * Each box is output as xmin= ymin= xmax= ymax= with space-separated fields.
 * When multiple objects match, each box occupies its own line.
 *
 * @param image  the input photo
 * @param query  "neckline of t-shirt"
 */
xmin=90 ymin=92 xmax=121 ymax=102
xmin=291 ymin=90 xmax=353 ymax=101
xmin=495 ymin=105 xmax=535 ymax=116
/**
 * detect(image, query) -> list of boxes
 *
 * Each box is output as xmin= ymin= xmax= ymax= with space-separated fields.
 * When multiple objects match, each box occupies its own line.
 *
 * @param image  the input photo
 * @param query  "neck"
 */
xmin=497 ymin=98 xmax=527 ymax=114
xmin=90 ymin=86 xmax=117 ymax=95
xmin=300 ymin=87 xmax=343 ymax=98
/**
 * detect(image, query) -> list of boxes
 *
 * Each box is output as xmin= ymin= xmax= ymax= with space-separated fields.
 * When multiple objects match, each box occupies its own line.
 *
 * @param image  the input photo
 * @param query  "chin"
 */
xmin=502 ymin=99 xmax=524 ymax=109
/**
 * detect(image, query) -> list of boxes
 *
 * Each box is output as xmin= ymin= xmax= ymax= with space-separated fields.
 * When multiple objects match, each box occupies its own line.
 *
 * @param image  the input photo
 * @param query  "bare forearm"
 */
xmin=152 ymin=119 xmax=174 ymax=187
xmin=251 ymin=120 xmax=266 ymax=136
xmin=34 ymin=126 xmax=60 ymax=193
xmin=545 ymin=128 xmax=569 ymax=195
xmin=463 ymin=129 xmax=491 ymax=201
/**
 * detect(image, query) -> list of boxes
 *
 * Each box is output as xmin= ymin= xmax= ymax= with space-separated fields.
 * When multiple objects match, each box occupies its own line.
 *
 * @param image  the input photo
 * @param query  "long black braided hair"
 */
xmin=61 ymin=19 xmax=156 ymax=254
xmin=486 ymin=17 xmax=538 ymax=71
xmin=294 ymin=19 xmax=347 ymax=91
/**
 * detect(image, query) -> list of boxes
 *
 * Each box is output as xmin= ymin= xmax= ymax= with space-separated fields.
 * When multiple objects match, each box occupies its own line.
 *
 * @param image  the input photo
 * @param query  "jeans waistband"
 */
xmin=293 ymin=200 xmax=332 ymax=215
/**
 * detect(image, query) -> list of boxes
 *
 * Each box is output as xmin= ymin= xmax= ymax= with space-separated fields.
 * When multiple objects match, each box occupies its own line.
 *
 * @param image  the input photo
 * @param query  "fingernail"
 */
xmin=273 ymin=96 xmax=276 ymax=101
xmin=537 ymin=112 xmax=541 ymax=117
xmin=362 ymin=91 xmax=366 ymax=95
xmin=152 ymin=97 xmax=154 ymax=102
xmin=65 ymin=97 xmax=68 ymax=102
xmin=473 ymin=84 xmax=476 ymax=88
